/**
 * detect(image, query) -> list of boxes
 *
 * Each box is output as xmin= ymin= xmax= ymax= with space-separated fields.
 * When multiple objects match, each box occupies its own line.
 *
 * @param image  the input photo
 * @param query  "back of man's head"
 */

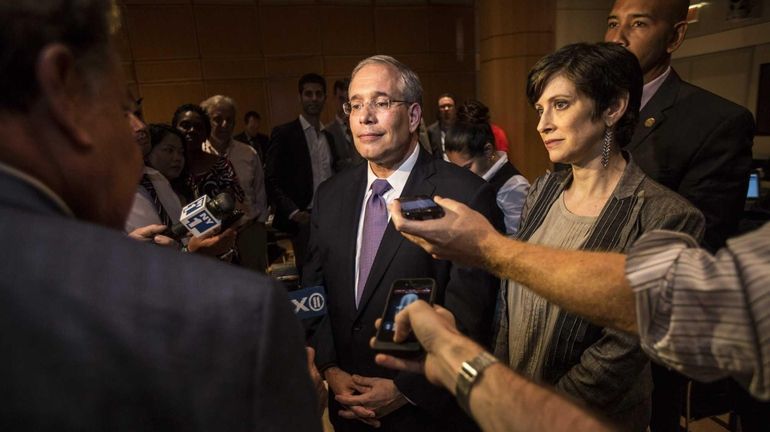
xmin=0 ymin=0 xmax=116 ymax=112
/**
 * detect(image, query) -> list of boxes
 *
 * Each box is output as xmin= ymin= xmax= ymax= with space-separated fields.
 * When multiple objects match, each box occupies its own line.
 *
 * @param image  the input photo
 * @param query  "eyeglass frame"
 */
xmin=342 ymin=97 xmax=411 ymax=116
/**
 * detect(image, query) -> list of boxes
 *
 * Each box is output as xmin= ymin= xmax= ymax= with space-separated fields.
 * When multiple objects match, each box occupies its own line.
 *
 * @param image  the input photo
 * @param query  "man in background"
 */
xmin=234 ymin=110 xmax=269 ymax=164
xmin=325 ymin=78 xmax=363 ymax=172
xmin=605 ymin=1 xmax=756 ymax=428
xmin=266 ymin=73 xmax=336 ymax=272
xmin=202 ymin=95 xmax=268 ymax=271
xmin=427 ymin=93 xmax=457 ymax=160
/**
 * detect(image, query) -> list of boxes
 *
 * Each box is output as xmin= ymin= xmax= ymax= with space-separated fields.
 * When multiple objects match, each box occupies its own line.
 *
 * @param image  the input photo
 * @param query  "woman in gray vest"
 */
xmin=493 ymin=42 xmax=704 ymax=431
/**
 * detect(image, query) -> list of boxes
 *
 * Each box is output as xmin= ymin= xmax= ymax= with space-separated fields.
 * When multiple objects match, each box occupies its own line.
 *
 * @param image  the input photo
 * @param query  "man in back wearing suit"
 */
xmin=426 ymin=93 xmax=457 ymax=160
xmin=266 ymin=73 xmax=337 ymax=273
xmin=326 ymin=78 xmax=364 ymax=172
xmin=605 ymin=0 xmax=756 ymax=430
xmin=0 ymin=1 xmax=320 ymax=430
xmin=234 ymin=110 xmax=270 ymax=163
xmin=304 ymin=55 xmax=501 ymax=431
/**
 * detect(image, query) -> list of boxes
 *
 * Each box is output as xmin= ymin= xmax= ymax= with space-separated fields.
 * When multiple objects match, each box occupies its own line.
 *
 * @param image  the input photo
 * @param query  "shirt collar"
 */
xmin=0 ymin=160 xmax=75 ymax=217
xmin=641 ymin=66 xmax=671 ymax=110
xmin=365 ymin=142 xmax=420 ymax=198
xmin=299 ymin=114 xmax=325 ymax=132
xmin=481 ymin=151 xmax=509 ymax=181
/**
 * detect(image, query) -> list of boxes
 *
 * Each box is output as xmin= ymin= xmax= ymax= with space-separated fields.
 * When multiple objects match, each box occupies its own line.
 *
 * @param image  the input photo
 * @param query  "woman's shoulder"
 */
xmin=636 ymin=176 xmax=705 ymax=238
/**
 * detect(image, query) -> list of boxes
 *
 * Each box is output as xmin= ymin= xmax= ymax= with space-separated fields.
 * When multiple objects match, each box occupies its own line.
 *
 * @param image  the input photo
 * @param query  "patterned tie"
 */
xmin=356 ymin=179 xmax=392 ymax=308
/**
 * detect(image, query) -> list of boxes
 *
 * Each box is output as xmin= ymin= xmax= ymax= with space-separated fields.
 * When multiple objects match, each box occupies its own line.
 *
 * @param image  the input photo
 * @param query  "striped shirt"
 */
xmin=626 ymin=222 xmax=770 ymax=400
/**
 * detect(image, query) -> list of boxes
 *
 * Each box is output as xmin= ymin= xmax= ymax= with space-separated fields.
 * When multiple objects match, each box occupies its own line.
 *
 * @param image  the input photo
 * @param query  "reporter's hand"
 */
xmin=128 ymin=224 xmax=179 ymax=248
xmin=187 ymin=227 xmax=236 ymax=256
xmin=372 ymin=301 xmax=480 ymax=393
xmin=390 ymin=196 xmax=496 ymax=267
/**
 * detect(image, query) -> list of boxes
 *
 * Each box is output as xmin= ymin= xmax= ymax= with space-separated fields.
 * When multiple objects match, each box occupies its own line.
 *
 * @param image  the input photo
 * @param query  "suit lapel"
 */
xmin=355 ymin=150 xmax=437 ymax=318
xmin=627 ymin=71 xmax=680 ymax=152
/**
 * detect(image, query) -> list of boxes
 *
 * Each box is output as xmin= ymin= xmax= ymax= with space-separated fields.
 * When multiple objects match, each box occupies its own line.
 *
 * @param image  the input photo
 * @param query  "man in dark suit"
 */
xmin=605 ymin=0 xmax=755 ymax=430
xmin=304 ymin=55 xmax=500 ymax=431
xmin=426 ymin=93 xmax=457 ymax=160
xmin=234 ymin=110 xmax=269 ymax=163
xmin=326 ymin=78 xmax=364 ymax=172
xmin=605 ymin=0 xmax=754 ymax=253
xmin=266 ymin=73 xmax=337 ymax=272
xmin=0 ymin=2 xmax=320 ymax=430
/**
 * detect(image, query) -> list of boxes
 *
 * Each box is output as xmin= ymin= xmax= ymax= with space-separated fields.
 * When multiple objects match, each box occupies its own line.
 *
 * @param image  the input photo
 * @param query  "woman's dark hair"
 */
xmin=171 ymin=103 xmax=212 ymax=138
xmin=148 ymin=123 xmax=191 ymax=200
xmin=445 ymin=99 xmax=494 ymax=157
xmin=149 ymin=123 xmax=185 ymax=152
xmin=526 ymin=42 xmax=642 ymax=148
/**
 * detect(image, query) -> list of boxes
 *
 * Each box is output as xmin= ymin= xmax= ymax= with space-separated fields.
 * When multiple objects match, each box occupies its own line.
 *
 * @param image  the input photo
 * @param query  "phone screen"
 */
xmin=377 ymin=279 xmax=435 ymax=343
xmin=399 ymin=196 xmax=444 ymax=220
xmin=400 ymin=198 xmax=440 ymax=212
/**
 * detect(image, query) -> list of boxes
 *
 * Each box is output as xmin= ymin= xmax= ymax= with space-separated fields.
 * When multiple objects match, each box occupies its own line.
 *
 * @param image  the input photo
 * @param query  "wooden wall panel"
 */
xmin=375 ymin=7 xmax=429 ymax=54
xmin=203 ymin=58 xmax=266 ymax=79
xmin=260 ymin=6 xmax=322 ymax=55
xmin=204 ymin=79 xmax=270 ymax=126
xmin=125 ymin=5 xmax=198 ymax=60
xmin=119 ymin=1 xmax=476 ymax=133
xmin=139 ymin=82 xmax=207 ymax=125
xmin=322 ymin=6 xmax=375 ymax=54
xmin=195 ymin=5 xmax=262 ymax=58
xmin=267 ymin=78 xmax=303 ymax=126
xmin=135 ymin=60 xmax=203 ymax=82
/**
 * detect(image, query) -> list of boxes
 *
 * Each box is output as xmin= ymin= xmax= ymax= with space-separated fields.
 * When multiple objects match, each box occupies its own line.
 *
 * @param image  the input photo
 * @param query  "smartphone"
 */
xmin=398 ymin=195 xmax=445 ymax=220
xmin=372 ymin=278 xmax=437 ymax=354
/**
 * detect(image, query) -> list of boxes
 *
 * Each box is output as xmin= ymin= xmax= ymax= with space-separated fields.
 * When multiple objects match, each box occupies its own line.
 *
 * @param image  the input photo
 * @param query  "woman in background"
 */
xmin=445 ymin=100 xmax=529 ymax=235
xmin=171 ymin=104 xmax=244 ymax=204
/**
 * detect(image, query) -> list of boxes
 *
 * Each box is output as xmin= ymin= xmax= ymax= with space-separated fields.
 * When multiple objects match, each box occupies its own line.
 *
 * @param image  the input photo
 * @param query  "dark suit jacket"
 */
xmin=266 ymin=118 xmax=337 ymax=234
xmin=627 ymin=69 xmax=754 ymax=251
xmin=325 ymin=118 xmax=364 ymax=172
xmin=304 ymin=149 xmax=501 ymax=431
xmin=0 ymin=170 xmax=320 ymax=431
xmin=426 ymin=121 xmax=444 ymax=159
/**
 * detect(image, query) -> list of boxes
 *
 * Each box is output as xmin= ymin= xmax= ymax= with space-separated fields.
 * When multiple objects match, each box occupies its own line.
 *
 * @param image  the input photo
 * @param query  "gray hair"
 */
xmin=200 ymin=95 xmax=238 ymax=115
xmin=0 ymin=0 xmax=119 ymax=112
xmin=351 ymin=55 xmax=423 ymax=106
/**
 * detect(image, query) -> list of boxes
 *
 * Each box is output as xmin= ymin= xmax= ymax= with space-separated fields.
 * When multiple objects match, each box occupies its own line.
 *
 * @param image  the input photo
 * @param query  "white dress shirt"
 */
xmin=299 ymin=114 xmax=333 ymax=207
xmin=640 ymin=66 xmax=671 ymax=111
xmin=125 ymin=166 xmax=183 ymax=233
xmin=353 ymin=143 xmax=420 ymax=300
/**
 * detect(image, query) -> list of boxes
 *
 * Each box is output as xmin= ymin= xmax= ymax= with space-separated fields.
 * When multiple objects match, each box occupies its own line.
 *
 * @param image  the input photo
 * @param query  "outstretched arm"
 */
xmin=374 ymin=301 xmax=614 ymax=432
xmin=390 ymin=197 xmax=637 ymax=334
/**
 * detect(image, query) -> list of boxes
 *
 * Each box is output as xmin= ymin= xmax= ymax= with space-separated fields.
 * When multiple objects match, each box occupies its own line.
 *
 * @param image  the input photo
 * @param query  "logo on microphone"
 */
xmin=288 ymin=286 xmax=327 ymax=319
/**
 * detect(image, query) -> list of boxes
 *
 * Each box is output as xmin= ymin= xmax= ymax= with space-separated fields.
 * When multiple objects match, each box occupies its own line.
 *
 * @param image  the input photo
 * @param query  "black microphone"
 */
xmin=164 ymin=192 xmax=242 ymax=240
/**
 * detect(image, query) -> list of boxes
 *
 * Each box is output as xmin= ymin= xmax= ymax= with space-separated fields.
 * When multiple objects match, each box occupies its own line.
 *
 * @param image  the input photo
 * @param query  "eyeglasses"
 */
xmin=343 ymin=97 xmax=409 ymax=115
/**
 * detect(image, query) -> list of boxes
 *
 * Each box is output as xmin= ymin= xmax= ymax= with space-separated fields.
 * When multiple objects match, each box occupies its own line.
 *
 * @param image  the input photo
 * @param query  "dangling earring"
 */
xmin=601 ymin=127 xmax=613 ymax=168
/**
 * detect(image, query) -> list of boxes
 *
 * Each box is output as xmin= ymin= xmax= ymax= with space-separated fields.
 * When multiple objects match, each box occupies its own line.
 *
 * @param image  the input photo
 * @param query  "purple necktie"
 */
xmin=356 ymin=179 xmax=392 ymax=308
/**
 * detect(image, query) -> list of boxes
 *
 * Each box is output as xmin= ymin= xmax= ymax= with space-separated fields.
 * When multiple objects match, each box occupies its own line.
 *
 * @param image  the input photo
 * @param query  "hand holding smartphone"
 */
xmin=372 ymin=278 xmax=437 ymax=354
xmin=398 ymin=196 xmax=445 ymax=220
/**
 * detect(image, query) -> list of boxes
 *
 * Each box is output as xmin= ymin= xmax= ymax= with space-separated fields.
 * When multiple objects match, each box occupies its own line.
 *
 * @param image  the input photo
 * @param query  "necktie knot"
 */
xmin=371 ymin=179 xmax=392 ymax=197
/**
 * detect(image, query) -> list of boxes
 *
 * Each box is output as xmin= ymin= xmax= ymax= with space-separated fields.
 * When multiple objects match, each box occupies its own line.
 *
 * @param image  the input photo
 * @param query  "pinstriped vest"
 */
xmin=516 ymin=165 xmax=644 ymax=382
